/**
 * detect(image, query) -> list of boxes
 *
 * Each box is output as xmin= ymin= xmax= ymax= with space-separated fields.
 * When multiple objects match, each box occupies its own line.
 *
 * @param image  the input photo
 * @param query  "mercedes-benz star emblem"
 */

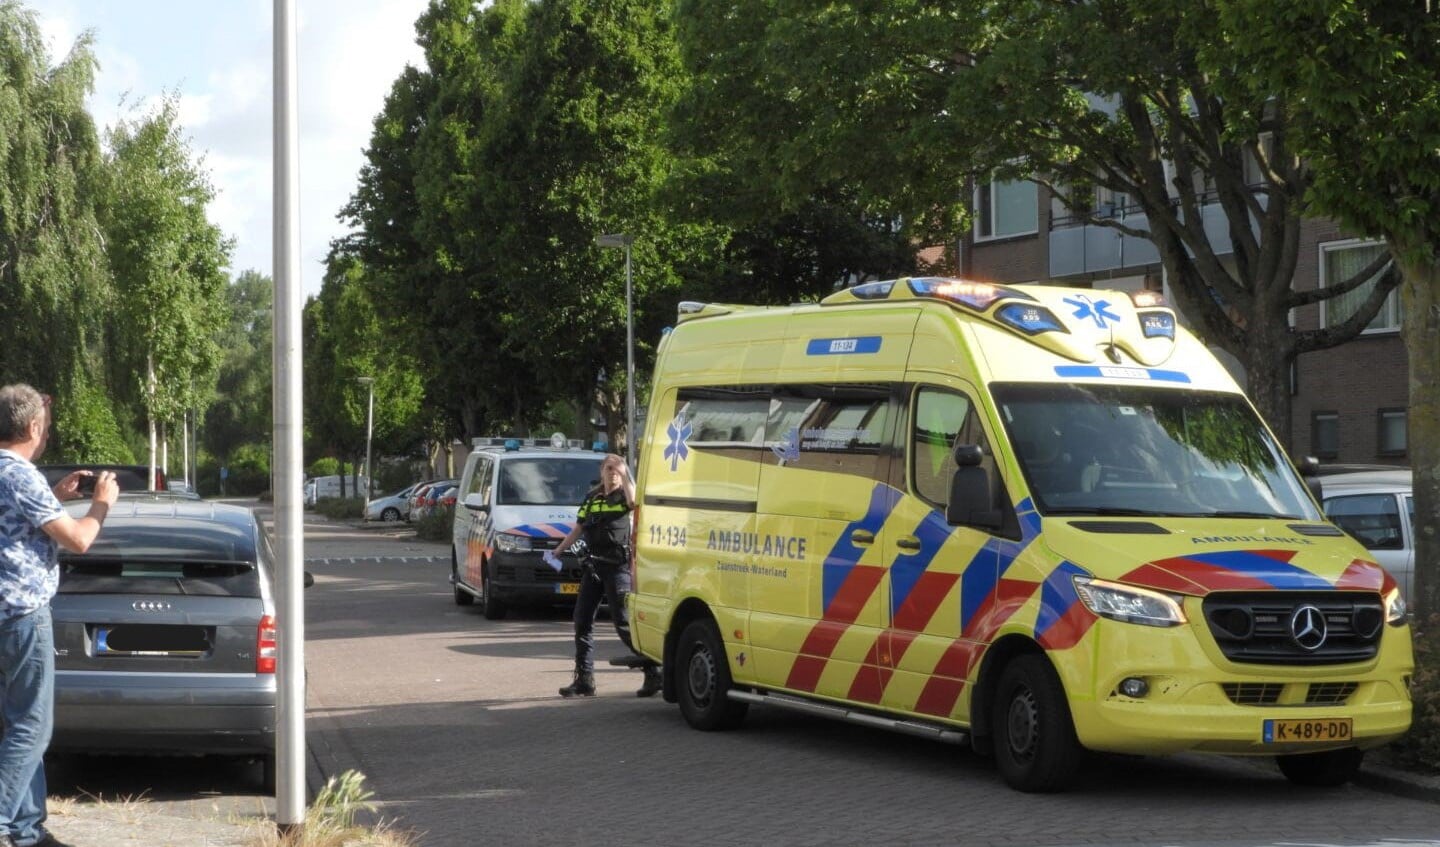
xmin=1289 ymin=604 xmax=1328 ymax=651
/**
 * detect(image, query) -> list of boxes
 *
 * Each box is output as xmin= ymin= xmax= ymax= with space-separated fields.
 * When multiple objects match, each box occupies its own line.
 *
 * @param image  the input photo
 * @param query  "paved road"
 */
xmin=302 ymin=517 xmax=1440 ymax=847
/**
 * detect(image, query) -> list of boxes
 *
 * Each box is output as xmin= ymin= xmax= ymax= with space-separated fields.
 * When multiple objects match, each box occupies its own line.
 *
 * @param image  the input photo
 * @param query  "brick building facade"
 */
xmin=951 ymin=180 xmax=1408 ymax=465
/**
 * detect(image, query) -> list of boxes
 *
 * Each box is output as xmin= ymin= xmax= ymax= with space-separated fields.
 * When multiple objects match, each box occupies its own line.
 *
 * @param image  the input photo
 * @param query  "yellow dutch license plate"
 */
xmin=556 ymin=582 xmax=580 ymax=595
xmin=1263 ymin=717 xmax=1353 ymax=744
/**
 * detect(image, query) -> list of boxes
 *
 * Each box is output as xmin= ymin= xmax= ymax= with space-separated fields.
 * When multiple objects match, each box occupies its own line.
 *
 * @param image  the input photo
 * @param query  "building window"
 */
xmin=1311 ymin=412 xmax=1339 ymax=459
xmin=1321 ymin=240 xmax=1400 ymax=333
xmin=1377 ymin=408 xmax=1407 ymax=457
xmin=975 ymin=175 xmax=1038 ymax=240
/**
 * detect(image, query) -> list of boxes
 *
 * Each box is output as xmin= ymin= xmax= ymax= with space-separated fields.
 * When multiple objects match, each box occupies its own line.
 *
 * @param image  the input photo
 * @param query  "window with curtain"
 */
xmin=1321 ymin=241 xmax=1399 ymax=332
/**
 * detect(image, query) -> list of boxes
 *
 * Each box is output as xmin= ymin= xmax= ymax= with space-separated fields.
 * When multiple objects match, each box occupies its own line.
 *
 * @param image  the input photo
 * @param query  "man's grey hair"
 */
xmin=0 ymin=384 xmax=45 ymax=443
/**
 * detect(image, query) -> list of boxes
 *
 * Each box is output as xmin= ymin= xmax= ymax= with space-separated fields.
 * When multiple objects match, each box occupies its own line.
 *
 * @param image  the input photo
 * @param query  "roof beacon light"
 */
xmin=1130 ymin=289 xmax=1167 ymax=308
xmin=504 ymin=438 xmax=522 ymax=451
xmin=908 ymin=278 xmax=1034 ymax=311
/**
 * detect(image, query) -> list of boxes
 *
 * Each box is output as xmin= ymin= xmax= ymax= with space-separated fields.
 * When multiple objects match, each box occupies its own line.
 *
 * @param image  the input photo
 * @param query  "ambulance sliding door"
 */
xmin=753 ymin=383 xmax=897 ymax=703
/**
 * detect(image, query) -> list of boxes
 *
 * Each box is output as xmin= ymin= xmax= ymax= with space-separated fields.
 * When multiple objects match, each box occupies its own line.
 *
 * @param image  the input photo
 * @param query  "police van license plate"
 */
xmin=1263 ymin=718 xmax=1352 ymax=744
xmin=556 ymin=582 xmax=580 ymax=595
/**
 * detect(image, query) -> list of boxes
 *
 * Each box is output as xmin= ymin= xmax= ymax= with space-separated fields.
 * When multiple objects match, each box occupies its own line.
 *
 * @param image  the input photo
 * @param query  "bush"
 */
xmin=413 ymin=505 xmax=453 ymax=541
xmin=313 ymin=497 xmax=364 ymax=521
xmin=1389 ymin=613 xmax=1440 ymax=773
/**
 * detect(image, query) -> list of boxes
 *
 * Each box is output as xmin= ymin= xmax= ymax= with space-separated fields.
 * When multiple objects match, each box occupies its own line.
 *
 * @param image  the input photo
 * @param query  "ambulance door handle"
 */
xmin=850 ymin=529 xmax=875 ymax=546
xmin=895 ymin=536 xmax=922 ymax=552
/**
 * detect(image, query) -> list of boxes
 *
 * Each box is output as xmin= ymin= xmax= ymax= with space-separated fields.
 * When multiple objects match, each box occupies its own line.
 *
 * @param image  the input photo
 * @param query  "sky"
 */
xmin=36 ymin=0 xmax=430 ymax=296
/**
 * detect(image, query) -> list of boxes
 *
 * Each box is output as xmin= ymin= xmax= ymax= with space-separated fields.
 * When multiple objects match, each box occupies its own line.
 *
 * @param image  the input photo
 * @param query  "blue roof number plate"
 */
xmin=807 ymin=336 xmax=882 ymax=356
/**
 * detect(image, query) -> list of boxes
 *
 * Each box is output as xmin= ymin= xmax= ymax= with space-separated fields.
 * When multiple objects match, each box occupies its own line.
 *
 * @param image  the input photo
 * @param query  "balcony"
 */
xmin=1049 ymin=195 xmax=1257 ymax=278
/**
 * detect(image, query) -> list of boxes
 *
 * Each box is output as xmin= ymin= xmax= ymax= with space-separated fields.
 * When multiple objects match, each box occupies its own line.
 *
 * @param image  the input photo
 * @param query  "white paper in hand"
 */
xmin=543 ymin=551 xmax=563 ymax=572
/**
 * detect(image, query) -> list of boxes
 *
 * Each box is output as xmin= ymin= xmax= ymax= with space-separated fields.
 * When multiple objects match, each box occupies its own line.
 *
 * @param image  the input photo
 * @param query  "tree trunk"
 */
xmin=1400 ymin=253 xmax=1440 ymax=618
xmin=147 ymin=354 xmax=158 ymax=491
xmin=1238 ymin=328 xmax=1296 ymax=454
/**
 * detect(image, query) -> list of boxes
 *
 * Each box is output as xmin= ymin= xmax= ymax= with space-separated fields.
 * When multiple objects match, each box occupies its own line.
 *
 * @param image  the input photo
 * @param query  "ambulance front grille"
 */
xmin=1202 ymin=592 xmax=1384 ymax=666
xmin=1220 ymin=682 xmax=1358 ymax=707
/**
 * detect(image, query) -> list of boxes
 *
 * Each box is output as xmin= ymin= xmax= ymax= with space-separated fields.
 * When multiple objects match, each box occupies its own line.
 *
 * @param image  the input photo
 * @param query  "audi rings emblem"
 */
xmin=132 ymin=600 xmax=172 ymax=612
xmin=1289 ymin=604 xmax=1328 ymax=651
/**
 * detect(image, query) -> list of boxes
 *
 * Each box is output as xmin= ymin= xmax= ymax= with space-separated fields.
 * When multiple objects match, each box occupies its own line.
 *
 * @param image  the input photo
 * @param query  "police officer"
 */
xmin=552 ymin=453 xmax=661 ymax=698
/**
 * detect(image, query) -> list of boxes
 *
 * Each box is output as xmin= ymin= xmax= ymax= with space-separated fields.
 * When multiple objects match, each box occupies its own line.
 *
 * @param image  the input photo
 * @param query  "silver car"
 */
xmin=1321 ymin=469 xmax=1414 ymax=603
xmin=51 ymin=495 xmax=287 ymax=789
xmin=364 ymin=481 xmax=423 ymax=522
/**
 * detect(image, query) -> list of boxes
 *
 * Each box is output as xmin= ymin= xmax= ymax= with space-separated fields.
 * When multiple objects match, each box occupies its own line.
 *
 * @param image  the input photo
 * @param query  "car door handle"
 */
xmin=850 ymin=529 xmax=875 ymax=546
xmin=895 ymin=535 xmax=922 ymax=552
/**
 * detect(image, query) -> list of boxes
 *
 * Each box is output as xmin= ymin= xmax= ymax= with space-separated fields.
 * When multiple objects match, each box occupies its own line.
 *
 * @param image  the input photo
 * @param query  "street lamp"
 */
xmin=357 ymin=376 xmax=374 ymax=501
xmin=595 ymin=232 xmax=636 ymax=470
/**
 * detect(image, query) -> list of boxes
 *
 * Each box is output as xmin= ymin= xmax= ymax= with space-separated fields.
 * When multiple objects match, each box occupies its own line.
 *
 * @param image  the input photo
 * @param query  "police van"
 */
xmin=628 ymin=277 xmax=1413 ymax=792
xmin=450 ymin=436 xmax=605 ymax=619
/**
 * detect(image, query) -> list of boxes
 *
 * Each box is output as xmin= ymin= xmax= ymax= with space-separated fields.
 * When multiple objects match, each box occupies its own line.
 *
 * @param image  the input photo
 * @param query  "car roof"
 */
xmin=38 ymin=464 xmax=163 ymax=492
xmin=485 ymin=448 xmax=605 ymax=461
xmin=1320 ymin=469 xmax=1412 ymax=492
xmin=62 ymin=495 xmax=260 ymax=562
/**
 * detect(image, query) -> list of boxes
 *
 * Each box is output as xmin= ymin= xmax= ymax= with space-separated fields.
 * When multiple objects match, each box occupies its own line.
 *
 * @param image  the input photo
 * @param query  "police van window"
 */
xmin=673 ymin=386 xmax=769 ymax=455
xmin=475 ymin=457 xmax=494 ymax=504
xmin=911 ymin=387 xmax=992 ymax=507
xmin=765 ymin=384 xmax=893 ymax=483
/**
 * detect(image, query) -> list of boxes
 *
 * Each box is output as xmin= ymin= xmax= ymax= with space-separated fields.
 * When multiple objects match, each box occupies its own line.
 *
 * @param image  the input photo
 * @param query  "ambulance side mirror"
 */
xmin=946 ymin=445 xmax=1002 ymax=531
xmin=1295 ymin=455 xmax=1324 ymax=502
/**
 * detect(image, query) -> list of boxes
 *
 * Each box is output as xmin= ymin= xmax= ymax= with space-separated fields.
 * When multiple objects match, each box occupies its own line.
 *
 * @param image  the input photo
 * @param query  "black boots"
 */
xmin=636 ymin=665 xmax=662 ymax=698
xmin=559 ymin=670 xmax=596 ymax=698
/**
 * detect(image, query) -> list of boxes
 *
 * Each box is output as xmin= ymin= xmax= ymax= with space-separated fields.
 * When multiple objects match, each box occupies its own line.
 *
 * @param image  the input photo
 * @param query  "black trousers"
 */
xmin=572 ymin=559 xmax=652 ymax=674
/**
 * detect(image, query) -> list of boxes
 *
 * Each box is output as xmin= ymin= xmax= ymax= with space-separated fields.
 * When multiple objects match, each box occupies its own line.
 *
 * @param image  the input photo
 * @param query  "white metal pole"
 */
xmin=624 ymin=243 xmax=635 ymax=471
xmin=273 ymin=0 xmax=306 ymax=830
xmin=365 ymin=382 xmax=374 ymax=499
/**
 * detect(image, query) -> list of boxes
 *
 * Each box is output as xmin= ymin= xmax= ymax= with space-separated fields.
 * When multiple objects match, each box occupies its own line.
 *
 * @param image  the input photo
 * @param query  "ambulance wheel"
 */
xmin=451 ymin=555 xmax=473 ymax=606
xmin=992 ymin=654 xmax=1082 ymax=792
xmin=1275 ymin=748 xmax=1364 ymax=787
xmin=481 ymin=562 xmax=506 ymax=620
xmin=676 ymin=618 xmax=747 ymax=731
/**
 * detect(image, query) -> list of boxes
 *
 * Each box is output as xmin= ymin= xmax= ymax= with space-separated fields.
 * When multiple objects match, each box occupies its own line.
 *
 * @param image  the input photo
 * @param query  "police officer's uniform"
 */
xmin=559 ymin=485 xmax=661 ymax=697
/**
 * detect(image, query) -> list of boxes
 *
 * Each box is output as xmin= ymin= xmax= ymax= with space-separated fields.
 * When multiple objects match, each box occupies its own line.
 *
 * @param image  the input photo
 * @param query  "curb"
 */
xmin=1356 ymin=758 xmax=1440 ymax=804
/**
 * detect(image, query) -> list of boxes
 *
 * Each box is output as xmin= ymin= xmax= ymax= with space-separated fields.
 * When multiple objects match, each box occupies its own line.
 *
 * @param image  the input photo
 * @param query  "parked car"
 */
xmin=1322 ymin=468 xmax=1414 ymax=603
xmin=411 ymin=480 xmax=458 ymax=522
xmin=50 ymin=494 xmax=307 ymax=791
xmin=450 ymin=441 xmax=604 ymax=618
xmin=39 ymin=463 xmax=167 ymax=493
xmin=364 ymin=481 xmax=424 ymax=522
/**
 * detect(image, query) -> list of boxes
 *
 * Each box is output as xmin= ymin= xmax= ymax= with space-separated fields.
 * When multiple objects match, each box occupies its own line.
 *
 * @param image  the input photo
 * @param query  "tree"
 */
xmin=100 ymin=96 xmax=232 ymax=485
xmin=204 ymin=269 xmax=274 ymax=465
xmin=1205 ymin=0 xmax=1440 ymax=611
xmin=0 ymin=2 xmax=128 ymax=460
xmin=668 ymin=0 xmax=1400 ymax=442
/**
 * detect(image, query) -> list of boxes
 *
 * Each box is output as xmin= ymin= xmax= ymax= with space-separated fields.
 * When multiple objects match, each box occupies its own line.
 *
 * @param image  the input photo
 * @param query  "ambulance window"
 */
xmin=911 ymin=387 xmax=993 ymax=507
xmin=674 ymin=386 xmax=769 ymax=450
xmin=765 ymin=384 xmax=893 ymax=482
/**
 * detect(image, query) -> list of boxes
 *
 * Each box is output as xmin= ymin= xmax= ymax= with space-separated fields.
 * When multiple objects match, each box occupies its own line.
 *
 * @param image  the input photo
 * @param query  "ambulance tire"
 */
xmin=676 ymin=618 xmax=748 ymax=731
xmin=992 ymin=655 xmax=1082 ymax=792
xmin=1275 ymin=748 xmax=1364 ymax=787
xmin=481 ymin=561 xmax=507 ymax=620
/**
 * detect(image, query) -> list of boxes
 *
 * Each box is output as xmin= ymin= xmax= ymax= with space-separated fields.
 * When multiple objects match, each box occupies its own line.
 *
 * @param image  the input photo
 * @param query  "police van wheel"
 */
xmin=992 ymin=655 xmax=1081 ymax=792
xmin=1275 ymin=748 xmax=1364 ymax=787
xmin=481 ymin=563 xmax=507 ymax=620
xmin=676 ymin=619 xmax=747 ymax=731
xmin=451 ymin=558 xmax=474 ymax=607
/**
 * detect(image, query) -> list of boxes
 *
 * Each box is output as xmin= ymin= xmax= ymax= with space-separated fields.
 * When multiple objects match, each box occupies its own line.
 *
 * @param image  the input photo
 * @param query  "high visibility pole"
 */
xmin=273 ymin=0 xmax=306 ymax=832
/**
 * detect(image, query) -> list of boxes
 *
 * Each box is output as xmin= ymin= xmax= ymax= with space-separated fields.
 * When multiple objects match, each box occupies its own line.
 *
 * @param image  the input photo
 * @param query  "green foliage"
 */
xmin=204 ymin=270 xmax=273 ymax=462
xmin=1389 ymin=615 xmax=1440 ymax=774
xmin=312 ymin=497 xmax=365 ymax=521
xmin=308 ymin=457 xmax=342 ymax=477
xmin=374 ymin=462 xmax=416 ymax=496
xmin=413 ymin=504 xmax=453 ymax=541
xmin=48 ymin=375 xmax=133 ymax=463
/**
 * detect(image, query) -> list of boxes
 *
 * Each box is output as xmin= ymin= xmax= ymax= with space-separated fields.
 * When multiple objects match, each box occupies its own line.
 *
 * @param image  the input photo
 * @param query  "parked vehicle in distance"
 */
xmin=365 ymin=481 xmax=424 ymax=522
xmin=303 ymin=474 xmax=368 ymax=506
xmin=451 ymin=439 xmax=604 ymax=619
xmin=39 ymin=463 xmax=167 ymax=493
xmin=1322 ymin=469 xmax=1414 ymax=604
xmin=405 ymin=482 xmax=436 ymax=523
xmin=410 ymin=479 xmax=457 ymax=522
xmin=51 ymin=494 xmax=305 ymax=791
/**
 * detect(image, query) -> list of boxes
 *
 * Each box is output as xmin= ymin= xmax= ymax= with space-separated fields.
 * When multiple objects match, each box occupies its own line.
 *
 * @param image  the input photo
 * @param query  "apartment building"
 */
xmin=954 ymin=177 xmax=1407 ymax=465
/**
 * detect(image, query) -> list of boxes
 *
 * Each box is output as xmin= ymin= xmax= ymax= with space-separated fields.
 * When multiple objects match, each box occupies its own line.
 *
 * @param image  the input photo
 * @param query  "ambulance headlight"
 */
xmin=495 ymin=533 xmax=533 ymax=553
xmin=1073 ymin=576 xmax=1186 ymax=627
xmin=1385 ymin=587 xmax=1408 ymax=625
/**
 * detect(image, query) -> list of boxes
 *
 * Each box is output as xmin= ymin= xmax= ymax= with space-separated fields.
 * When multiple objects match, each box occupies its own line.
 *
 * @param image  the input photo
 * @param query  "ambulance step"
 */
xmin=726 ymin=689 xmax=968 ymax=744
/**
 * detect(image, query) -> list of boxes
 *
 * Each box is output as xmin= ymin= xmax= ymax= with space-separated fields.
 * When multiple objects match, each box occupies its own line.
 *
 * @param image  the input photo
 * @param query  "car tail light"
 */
xmin=257 ymin=615 xmax=277 ymax=674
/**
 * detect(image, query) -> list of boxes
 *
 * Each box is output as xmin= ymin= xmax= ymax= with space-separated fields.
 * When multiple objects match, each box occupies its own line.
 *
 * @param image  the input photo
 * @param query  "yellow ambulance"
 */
xmin=628 ymin=277 xmax=1413 ymax=792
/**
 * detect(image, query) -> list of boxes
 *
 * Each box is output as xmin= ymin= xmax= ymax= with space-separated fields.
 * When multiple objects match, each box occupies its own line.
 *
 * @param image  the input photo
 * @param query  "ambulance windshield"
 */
xmin=992 ymin=383 xmax=1321 ymax=520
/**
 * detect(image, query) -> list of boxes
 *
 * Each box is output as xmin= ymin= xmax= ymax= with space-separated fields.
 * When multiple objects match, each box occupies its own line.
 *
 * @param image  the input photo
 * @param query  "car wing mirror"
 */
xmin=463 ymin=493 xmax=491 ymax=513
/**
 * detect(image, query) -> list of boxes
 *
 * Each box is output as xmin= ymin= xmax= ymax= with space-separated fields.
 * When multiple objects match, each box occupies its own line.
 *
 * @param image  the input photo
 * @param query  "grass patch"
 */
xmin=312 ymin=497 xmax=365 ymax=521
xmin=246 ymin=770 xmax=417 ymax=847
